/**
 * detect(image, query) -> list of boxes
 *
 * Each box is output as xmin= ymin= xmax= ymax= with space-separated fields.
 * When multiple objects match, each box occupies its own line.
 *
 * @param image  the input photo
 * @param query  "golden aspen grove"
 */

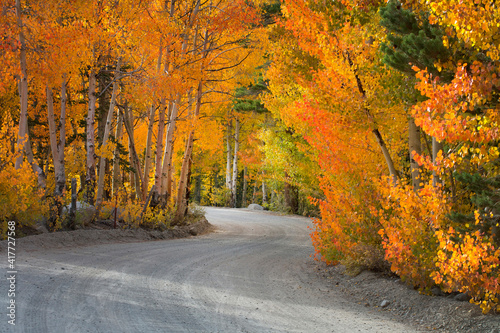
xmin=1 ymin=0 xmax=500 ymax=315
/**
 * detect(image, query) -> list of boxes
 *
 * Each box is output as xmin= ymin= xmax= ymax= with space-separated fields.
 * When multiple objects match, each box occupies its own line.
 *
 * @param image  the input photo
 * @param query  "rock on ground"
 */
xmin=247 ymin=204 xmax=264 ymax=210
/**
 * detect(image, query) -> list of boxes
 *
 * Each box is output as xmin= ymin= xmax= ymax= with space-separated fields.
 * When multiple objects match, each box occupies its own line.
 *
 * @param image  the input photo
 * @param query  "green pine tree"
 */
xmin=379 ymin=0 xmax=453 ymax=82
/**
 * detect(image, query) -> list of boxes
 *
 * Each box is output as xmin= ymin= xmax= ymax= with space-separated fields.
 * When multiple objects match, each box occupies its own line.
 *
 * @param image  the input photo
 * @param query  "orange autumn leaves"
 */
xmin=413 ymin=62 xmax=500 ymax=143
xmin=267 ymin=0 xmax=500 ymax=313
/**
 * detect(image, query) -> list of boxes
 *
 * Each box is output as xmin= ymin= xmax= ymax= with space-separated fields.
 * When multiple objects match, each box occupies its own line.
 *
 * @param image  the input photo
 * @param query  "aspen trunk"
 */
xmin=348 ymin=51 xmax=399 ymax=183
xmin=225 ymin=119 xmax=232 ymax=190
xmin=85 ymin=69 xmax=97 ymax=205
xmin=160 ymin=97 xmax=179 ymax=199
xmin=46 ymin=87 xmax=60 ymax=176
xmin=142 ymin=104 xmax=155 ymax=200
xmin=175 ymin=83 xmax=202 ymax=221
xmin=46 ymin=79 xmax=67 ymax=198
xmin=112 ymin=111 xmax=123 ymax=196
xmin=408 ymin=117 xmax=422 ymax=191
xmin=262 ymin=180 xmax=267 ymax=206
xmin=149 ymin=40 xmax=163 ymax=204
xmin=231 ymin=117 xmax=239 ymax=208
xmin=262 ymin=170 xmax=268 ymax=206
xmin=96 ymin=58 xmax=121 ymax=207
xmin=15 ymin=0 xmax=28 ymax=170
xmin=241 ymin=166 xmax=247 ymax=207
xmin=128 ymin=135 xmax=136 ymax=201
xmin=175 ymin=131 xmax=194 ymax=221
xmin=153 ymin=99 xmax=166 ymax=201
xmin=57 ymin=76 xmax=67 ymax=196
xmin=122 ymin=104 xmax=145 ymax=200
xmin=432 ymin=137 xmax=443 ymax=187
xmin=46 ymin=82 xmax=66 ymax=224
xmin=165 ymin=143 xmax=174 ymax=205
xmin=157 ymin=7 xmax=195 ymax=205
xmin=371 ymin=128 xmax=398 ymax=184
xmin=174 ymin=26 xmax=207 ymax=218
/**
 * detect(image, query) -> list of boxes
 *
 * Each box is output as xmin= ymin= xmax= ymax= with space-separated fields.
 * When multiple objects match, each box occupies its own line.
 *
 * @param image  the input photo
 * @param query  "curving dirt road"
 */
xmin=1 ymin=208 xmax=422 ymax=333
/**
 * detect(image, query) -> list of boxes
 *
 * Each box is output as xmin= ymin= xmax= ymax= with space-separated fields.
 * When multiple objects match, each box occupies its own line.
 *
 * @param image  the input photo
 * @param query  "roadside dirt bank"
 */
xmin=0 ymin=217 xmax=213 ymax=253
xmin=315 ymin=262 xmax=499 ymax=333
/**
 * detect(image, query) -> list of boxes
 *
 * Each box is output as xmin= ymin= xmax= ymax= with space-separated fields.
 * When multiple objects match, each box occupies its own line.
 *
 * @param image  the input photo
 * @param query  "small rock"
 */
xmin=431 ymin=286 xmax=444 ymax=296
xmin=248 ymin=204 xmax=264 ymax=210
xmin=454 ymin=293 xmax=471 ymax=302
xmin=380 ymin=300 xmax=390 ymax=308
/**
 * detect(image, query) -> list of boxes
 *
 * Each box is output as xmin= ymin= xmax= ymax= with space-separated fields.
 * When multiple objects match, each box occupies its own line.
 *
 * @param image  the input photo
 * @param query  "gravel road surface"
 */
xmin=1 ymin=207 xmax=422 ymax=333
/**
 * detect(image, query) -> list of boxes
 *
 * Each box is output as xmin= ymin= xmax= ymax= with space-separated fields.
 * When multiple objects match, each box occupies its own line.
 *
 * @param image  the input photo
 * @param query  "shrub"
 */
xmin=0 ymin=162 xmax=48 ymax=238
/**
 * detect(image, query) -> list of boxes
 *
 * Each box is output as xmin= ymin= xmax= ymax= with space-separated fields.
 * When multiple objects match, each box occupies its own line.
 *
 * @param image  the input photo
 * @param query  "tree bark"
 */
xmin=112 ymin=111 xmax=123 ymax=197
xmin=122 ymin=104 xmax=145 ymax=200
xmin=14 ymin=0 xmax=28 ymax=170
xmin=408 ymin=117 xmax=422 ymax=191
xmin=262 ymin=177 xmax=267 ymax=206
xmin=225 ymin=118 xmax=232 ymax=191
xmin=241 ymin=166 xmax=247 ymax=207
xmin=149 ymin=40 xmax=163 ymax=205
xmin=46 ymin=86 xmax=59 ymax=176
xmin=57 ymin=76 xmax=67 ymax=196
xmin=432 ymin=137 xmax=443 ymax=187
xmin=152 ymin=98 xmax=166 ymax=203
xmin=46 ymin=78 xmax=67 ymax=198
xmin=142 ymin=104 xmax=155 ymax=200
xmin=175 ymin=82 xmax=202 ymax=221
xmin=373 ymin=128 xmax=399 ymax=184
xmin=231 ymin=117 xmax=239 ymax=207
xmin=85 ymin=69 xmax=97 ymax=205
xmin=347 ymin=51 xmax=398 ymax=183
xmin=96 ymin=57 xmax=121 ymax=207
xmin=160 ymin=97 xmax=180 ymax=200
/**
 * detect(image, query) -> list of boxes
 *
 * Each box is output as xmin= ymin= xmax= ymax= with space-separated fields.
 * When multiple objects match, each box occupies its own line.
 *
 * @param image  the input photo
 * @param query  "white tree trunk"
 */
xmin=262 ymin=178 xmax=267 ymax=206
xmin=154 ymin=99 xmax=166 ymax=194
xmin=225 ymin=119 xmax=232 ymax=190
xmin=46 ymin=80 xmax=67 ymax=197
xmin=231 ymin=117 xmax=239 ymax=207
xmin=241 ymin=166 xmax=247 ymax=207
xmin=57 ymin=75 xmax=67 ymax=196
xmin=176 ymin=83 xmax=202 ymax=220
xmin=96 ymin=58 xmax=121 ymax=207
xmin=160 ymin=97 xmax=180 ymax=197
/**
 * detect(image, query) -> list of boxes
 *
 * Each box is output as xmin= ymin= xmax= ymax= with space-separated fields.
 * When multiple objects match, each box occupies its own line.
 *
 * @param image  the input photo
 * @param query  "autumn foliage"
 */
xmin=2 ymin=0 xmax=500 ymax=314
xmin=264 ymin=0 xmax=500 ymax=313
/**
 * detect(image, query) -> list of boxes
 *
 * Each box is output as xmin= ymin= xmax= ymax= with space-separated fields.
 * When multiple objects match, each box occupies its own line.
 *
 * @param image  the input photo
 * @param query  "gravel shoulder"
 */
xmin=315 ymin=263 xmax=499 ymax=333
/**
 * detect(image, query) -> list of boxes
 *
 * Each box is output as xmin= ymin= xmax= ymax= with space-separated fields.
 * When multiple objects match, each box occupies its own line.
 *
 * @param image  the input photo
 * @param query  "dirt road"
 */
xmin=1 ymin=208 xmax=421 ymax=333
